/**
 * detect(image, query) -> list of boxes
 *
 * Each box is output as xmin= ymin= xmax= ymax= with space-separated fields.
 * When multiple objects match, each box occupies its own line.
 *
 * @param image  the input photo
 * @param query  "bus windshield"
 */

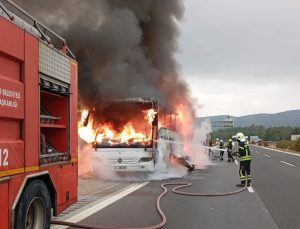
xmin=93 ymin=99 xmax=158 ymax=148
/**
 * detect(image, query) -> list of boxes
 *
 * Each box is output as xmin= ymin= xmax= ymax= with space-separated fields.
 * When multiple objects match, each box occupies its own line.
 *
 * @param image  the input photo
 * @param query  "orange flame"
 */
xmin=80 ymin=109 xmax=89 ymax=125
xmin=174 ymin=103 xmax=195 ymax=153
xmin=78 ymin=110 xmax=94 ymax=143
xmin=78 ymin=109 xmax=156 ymax=145
xmin=144 ymin=109 xmax=157 ymax=125
xmin=175 ymin=103 xmax=194 ymax=138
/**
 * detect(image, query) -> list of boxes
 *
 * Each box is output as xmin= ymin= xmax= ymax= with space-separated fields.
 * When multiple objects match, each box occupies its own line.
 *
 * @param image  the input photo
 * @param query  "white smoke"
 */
xmin=188 ymin=119 xmax=213 ymax=169
xmin=78 ymin=139 xmax=93 ymax=176
xmin=92 ymin=156 xmax=120 ymax=180
xmin=148 ymin=140 xmax=188 ymax=180
xmin=78 ymin=120 xmax=213 ymax=181
xmin=89 ymin=140 xmax=187 ymax=181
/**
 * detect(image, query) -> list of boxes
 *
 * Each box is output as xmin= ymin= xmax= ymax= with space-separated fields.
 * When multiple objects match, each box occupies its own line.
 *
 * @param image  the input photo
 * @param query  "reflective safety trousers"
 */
xmin=239 ymin=160 xmax=251 ymax=183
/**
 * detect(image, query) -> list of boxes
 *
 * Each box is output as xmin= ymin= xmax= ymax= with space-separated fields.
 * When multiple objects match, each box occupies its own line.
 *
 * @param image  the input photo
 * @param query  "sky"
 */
xmin=177 ymin=0 xmax=300 ymax=117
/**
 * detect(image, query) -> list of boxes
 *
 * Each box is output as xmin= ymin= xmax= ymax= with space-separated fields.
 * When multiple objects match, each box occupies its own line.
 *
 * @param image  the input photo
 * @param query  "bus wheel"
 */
xmin=15 ymin=179 xmax=51 ymax=229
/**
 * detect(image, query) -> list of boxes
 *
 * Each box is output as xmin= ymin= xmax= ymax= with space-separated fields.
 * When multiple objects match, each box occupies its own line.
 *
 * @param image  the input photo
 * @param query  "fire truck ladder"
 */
xmin=0 ymin=0 xmax=75 ymax=59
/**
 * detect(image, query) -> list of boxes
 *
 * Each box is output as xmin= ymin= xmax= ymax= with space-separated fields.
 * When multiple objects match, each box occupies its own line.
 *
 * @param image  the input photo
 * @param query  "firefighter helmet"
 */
xmin=236 ymin=132 xmax=245 ymax=141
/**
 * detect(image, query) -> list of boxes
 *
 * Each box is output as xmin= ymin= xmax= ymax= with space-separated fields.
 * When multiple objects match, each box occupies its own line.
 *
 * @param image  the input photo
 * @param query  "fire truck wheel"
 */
xmin=15 ymin=179 xmax=51 ymax=229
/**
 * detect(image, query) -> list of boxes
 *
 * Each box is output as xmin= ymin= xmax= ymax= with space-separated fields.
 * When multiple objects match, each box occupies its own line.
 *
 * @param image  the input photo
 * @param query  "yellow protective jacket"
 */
xmin=238 ymin=141 xmax=252 ymax=161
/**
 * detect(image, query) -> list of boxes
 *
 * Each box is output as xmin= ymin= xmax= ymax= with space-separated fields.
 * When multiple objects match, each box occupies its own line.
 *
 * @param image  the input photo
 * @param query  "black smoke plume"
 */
xmin=14 ymin=0 xmax=195 ymax=133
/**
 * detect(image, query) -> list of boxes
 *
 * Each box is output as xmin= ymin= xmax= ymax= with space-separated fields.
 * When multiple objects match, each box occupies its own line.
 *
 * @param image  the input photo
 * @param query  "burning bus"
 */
xmin=93 ymin=98 xmax=158 ymax=172
xmin=79 ymin=98 xmax=195 ymax=173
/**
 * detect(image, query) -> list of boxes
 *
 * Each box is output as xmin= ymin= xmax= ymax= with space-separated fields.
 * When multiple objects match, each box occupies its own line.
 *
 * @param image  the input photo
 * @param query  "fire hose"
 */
xmin=51 ymin=179 xmax=248 ymax=229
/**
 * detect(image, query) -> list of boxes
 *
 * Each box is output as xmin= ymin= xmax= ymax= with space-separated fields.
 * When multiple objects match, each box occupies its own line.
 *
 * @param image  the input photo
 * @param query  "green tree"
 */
xmin=211 ymin=125 xmax=296 ymax=141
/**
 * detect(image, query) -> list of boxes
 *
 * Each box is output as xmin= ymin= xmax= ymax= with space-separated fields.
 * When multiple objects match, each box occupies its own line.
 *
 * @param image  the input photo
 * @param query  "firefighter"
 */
xmin=235 ymin=132 xmax=252 ymax=187
xmin=219 ymin=139 xmax=225 ymax=160
xmin=227 ymin=138 xmax=234 ymax=162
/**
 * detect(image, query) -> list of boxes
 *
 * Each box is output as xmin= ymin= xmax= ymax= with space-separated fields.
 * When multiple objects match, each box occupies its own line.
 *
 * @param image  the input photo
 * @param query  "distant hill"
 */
xmin=196 ymin=109 xmax=300 ymax=128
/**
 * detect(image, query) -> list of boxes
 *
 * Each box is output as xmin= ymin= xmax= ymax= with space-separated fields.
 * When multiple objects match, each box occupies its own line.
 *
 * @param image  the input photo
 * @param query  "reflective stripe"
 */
xmin=241 ymin=155 xmax=252 ymax=159
xmin=245 ymin=146 xmax=249 ymax=156
xmin=25 ymin=166 xmax=39 ymax=172
xmin=241 ymin=156 xmax=252 ymax=161
xmin=241 ymin=145 xmax=252 ymax=161
xmin=0 ymin=168 xmax=24 ymax=177
xmin=0 ymin=166 xmax=39 ymax=177
xmin=239 ymin=170 xmax=246 ymax=179
xmin=240 ymin=169 xmax=247 ymax=181
xmin=238 ymin=143 xmax=252 ymax=161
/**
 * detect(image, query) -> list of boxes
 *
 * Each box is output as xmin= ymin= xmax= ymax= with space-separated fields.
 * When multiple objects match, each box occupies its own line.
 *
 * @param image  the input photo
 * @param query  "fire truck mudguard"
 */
xmin=11 ymin=171 xmax=57 ymax=228
xmin=14 ymin=179 xmax=51 ymax=229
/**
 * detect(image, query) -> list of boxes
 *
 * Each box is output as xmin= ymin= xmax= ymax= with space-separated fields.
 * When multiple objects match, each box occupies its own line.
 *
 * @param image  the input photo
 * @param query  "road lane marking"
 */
xmin=53 ymin=182 xmax=148 ymax=228
xmin=247 ymin=187 xmax=255 ymax=193
xmin=254 ymin=146 xmax=300 ymax=157
xmin=256 ymin=151 xmax=260 ymax=154
xmin=264 ymin=154 xmax=271 ymax=158
xmin=280 ymin=161 xmax=295 ymax=167
xmin=235 ymin=159 xmax=238 ymax=165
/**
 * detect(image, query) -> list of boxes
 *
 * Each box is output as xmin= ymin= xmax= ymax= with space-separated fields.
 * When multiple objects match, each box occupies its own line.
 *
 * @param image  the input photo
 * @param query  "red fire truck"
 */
xmin=0 ymin=1 xmax=78 ymax=228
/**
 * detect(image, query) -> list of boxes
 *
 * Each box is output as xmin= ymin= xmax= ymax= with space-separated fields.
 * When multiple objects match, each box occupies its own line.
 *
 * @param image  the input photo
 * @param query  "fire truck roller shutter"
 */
xmin=14 ymin=179 xmax=51 ymax=229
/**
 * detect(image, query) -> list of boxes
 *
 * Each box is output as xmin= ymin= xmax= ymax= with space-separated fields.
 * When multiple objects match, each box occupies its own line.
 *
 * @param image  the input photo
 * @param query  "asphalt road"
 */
xmin=56 ymin=157 xmax=278 ymax=229
xmin=251 ymin=146 xmax=300 ymax=229
xmin=53 ymin=146 xmax=300 ymax=229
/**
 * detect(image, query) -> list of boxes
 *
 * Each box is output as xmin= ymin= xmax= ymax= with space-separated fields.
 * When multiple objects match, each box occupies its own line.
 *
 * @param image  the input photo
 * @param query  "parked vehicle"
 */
xmin=0 ymin=1 xmax=78 ymax=228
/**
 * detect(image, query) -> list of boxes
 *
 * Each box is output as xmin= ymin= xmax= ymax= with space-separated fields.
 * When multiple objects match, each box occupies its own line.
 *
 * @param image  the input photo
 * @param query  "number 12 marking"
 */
xmin=0 ymin=149 xmax=9 ymax=166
